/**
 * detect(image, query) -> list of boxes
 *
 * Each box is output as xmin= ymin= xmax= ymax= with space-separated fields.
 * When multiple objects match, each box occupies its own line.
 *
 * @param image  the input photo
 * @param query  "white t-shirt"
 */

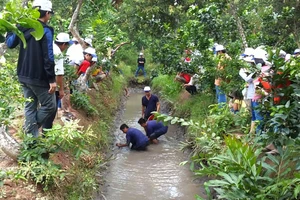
xmin=53 ymin=43 xmax=64 ymax=75
xmin=239 ymin=68 xmax=255 ymax=99
xmin=66 ymin=44 xmax=84 ymax=66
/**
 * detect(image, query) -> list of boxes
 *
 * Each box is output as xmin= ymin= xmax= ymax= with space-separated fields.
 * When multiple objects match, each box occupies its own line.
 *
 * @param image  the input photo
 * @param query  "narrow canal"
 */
xmin=99 ymin=92 xmax=204 ymax=200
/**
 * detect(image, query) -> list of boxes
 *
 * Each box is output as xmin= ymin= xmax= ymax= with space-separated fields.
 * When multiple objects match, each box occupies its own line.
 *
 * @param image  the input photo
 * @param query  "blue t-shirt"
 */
xmin=126 ymin=128 xmax=149 ymax=148
xmin=146 ymin=120 xmax=168 ymax=137
xmin=142 ymin=94 xmax=159 ymax=119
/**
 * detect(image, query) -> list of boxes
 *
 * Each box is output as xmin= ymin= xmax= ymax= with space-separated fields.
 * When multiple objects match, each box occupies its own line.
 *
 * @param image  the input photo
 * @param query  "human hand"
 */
xmin=48 ymin=82 xmax=57 ymax=94
xmin=116 ymin=143 xmax=121 ymax=147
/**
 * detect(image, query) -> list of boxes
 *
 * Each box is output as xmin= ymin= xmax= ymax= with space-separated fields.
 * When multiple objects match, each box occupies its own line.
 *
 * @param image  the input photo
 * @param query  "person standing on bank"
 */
xmin=42 ymin=33 xmax=72 ymax=132
xmin=138 ymin=118 xmax=168 ymax=144
xmin=142 ymin=86 xmax=160 ymax=120
xmin=135 ymin=52 xmax=146 ymax=77
xmin=6 ymin=0 xmax=56 ymax=137
xmin=116 ymin=124 xmax=150 ymax=151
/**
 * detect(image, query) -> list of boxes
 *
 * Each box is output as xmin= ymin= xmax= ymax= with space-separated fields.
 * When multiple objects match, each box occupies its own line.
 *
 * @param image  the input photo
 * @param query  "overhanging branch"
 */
xmin=68 ymin=0 xmax=86 ymax=48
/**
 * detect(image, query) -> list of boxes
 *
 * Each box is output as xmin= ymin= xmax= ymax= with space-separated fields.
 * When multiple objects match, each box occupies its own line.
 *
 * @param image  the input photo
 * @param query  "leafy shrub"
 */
xmin=17 ymin=121 xmax=94 ymax=190
xmin=196 ymin=136 xmax=300 ymax=200
xmin=0 ymin=62 xmax=24 ymax=125
xmin=152 ymin=74 xmax=182 ymax=100
xmin=71 ymin=91 xmax=99 ymax=116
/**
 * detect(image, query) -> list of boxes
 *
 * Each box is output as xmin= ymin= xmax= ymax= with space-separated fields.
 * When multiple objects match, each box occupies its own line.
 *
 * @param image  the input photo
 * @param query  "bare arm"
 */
xmin=56 ymin=75 xmax=64 ymax=99
xmin=116 ymin=143 xmax=129 ymax=147
xmin=142 ymin=106 xmax=145 ymax=118
xmin=156 ymin=102 xmax=160 ymax=112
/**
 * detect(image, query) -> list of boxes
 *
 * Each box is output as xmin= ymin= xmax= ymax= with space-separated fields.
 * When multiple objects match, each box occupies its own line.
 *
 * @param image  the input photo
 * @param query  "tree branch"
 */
xmin=229 ymin=1 xmax=248 ymax=49
xmin=111 ymin=41 xmax=131 ymax=57
xmin=0 ymin=125 xmax=20 ymax=160
xmin=68 ymin=0 xmax=87 ymax=48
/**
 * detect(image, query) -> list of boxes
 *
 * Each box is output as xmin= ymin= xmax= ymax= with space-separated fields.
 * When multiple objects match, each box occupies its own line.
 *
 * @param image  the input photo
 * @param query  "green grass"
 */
xmin=152 ymin=74 xmax=215 ymax=120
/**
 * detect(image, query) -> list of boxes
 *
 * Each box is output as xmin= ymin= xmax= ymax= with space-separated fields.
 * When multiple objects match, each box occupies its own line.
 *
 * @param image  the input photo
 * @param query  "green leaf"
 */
xmin=294 ymin=184 xmax=300 ymax=199
xmin=0 ymin=19 xmax=27 ymax=48
xmin=261 ymin=162 xmax=277 ymax=173
xmin=206 ymin=179 xmax=230 ymax=187
xmin=171 ymin=117 xmax=179 ymax=124
xmin=181 ymin=121 xmax=190 ymax=126
xmin=18 ymin=18 xmax=44 ymax=40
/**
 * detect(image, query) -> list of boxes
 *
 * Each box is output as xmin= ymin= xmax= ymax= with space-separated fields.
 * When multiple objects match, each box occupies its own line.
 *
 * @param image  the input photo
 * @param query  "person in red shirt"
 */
xmin=174 ymin=72 xmax=191 ymax=84
xmin=77 ymin=47 xmax=96 ymax=76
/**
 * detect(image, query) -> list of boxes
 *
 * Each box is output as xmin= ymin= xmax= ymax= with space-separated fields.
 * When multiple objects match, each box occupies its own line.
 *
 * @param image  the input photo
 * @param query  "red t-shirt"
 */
xmin=78 ymin=60 xmax=91 ymax=75
xmin=180 ymin=73 xmax=191 ymax=83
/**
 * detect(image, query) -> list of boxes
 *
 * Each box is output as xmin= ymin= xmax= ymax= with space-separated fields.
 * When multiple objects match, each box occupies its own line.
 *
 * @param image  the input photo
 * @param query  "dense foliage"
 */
xmin=1 ymin=0 xmax=300 ymax=199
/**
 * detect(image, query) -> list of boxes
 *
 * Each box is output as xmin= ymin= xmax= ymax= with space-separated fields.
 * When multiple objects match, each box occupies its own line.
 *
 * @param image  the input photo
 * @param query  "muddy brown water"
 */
xmin=99 ymin=93 xmax=206 ymax=200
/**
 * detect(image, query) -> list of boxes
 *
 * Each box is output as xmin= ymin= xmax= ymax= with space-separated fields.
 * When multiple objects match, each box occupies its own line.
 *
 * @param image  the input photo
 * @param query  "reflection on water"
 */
xmin=99 ymin=93 xmax=203 ymax=200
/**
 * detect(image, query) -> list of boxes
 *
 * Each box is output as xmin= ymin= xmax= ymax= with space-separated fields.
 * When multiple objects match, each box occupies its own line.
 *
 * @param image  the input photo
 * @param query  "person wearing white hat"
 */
xmin=142 ymin=86 xmax=160 ymax=120
xmin=239 ymin=48 xmax=256 ymax=115
xmin=66 ymin=36 xmax=84 ymax=66
xmin=77 ymin=47 xmax=97 ymax=76
xmin=293 ymin=48 xmax=300 ymax=57
xmin=84 ymin=37 xmax=93 ymax=47
xmin=6 ymin=0 xmax=56 ymax=138
xmin=135 ymin=52 xmax=146 ymax=77
xmin=249 ymin=48 xmax=273 ymax=134
xmin=42 ymin=32 xmax=71 ymax=132
xmin=214 ymin=44 xmax=231 ymax=104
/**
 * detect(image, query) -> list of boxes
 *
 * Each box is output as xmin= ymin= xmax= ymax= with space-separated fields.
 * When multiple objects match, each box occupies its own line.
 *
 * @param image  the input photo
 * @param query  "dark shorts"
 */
xmin=149 ymin=131 xmax=166 ymax=140
xmin=131 ymin=141 xmax=150 ymax=151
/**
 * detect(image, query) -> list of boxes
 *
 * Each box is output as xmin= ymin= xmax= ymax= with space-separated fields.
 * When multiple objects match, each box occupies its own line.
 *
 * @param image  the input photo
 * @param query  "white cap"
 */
xmin=215 ymin=45 xmax=225 ymax=52
xmin=92 ymin=56 xmax=98 ymax=62
xmin=144 ymin=86 xmax=151 ymax=92
xmin=254 ymin=48 xmax=268 ymax=60
xmin=105 ymin=37 xmax=113 ymax=42
xmin=84 ymin=38 xmax=93 ymax=47
xmin=33 ymin=0 xmax=53 ymax=13
xmin=83 ymin=47 xmax=96 ymax=57
xmin=242 ymin=48 xmax=255 ymax=57
xmin=279 ymin=50 xmax=286 ymax=58
xmin=139 ymin=52 xmax=144 ymax=56
xmin=294 ymin=48 xmax=300 ymax=54
xmin=213 ymin=43 xmax=219 ymax=47
xmin=285 ymin=54 xmax=291 ymax=62
xmin=55 ymin=33 xmax=71 ymax=43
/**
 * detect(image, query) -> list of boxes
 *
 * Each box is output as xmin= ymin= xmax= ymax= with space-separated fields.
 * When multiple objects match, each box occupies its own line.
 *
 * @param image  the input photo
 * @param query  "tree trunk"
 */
xmin=68 ymin=0 xmax=86 ymax=48
xmin=0 ymin=125 xmax=20 ymax=161
xmin=229 ymin=1 xmax=248 ymax=49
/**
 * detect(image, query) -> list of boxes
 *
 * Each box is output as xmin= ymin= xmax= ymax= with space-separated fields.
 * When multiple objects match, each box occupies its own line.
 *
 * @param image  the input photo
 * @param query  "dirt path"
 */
xmin=98 ymin=92 xmax=206 ymax=200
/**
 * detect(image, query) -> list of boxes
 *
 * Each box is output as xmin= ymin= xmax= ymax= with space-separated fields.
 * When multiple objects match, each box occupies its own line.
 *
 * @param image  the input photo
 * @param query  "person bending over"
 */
xmin=116 ymin=124 xmax=150 ymax=151
xmin=138 ymin=118 xmax=168 ymax=144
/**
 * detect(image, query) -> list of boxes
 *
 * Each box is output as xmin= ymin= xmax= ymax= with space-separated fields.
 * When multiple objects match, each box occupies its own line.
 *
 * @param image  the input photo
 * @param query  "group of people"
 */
xmin=213 ymin=44 xmax=297 ymax=137
xmin=174 ymin=49 xmax=201 ymax=95
xmin=5 ymin=0 xmax=110 ymax=137
xmin=116 ymin=86 xmax=168 ymax=151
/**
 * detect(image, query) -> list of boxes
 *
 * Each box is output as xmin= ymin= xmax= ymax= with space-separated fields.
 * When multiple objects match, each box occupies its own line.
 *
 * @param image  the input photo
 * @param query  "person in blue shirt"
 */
xmin=138 ymin=118 xmax=168 ymax=144
xmin=142 ymin=86 xmax=160 ymax=120
xmin=116 ymin=124 xmax=150 ymax=151
xmin=6 ymin=0 xmax=56 ymax=137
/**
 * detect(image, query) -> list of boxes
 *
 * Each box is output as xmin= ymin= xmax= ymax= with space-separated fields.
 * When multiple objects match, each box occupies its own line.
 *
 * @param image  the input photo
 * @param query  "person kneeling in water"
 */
xmin=116 ymin=124 xmax=150 ymax=150
xmin=138 ymin=118 xmax=168 ymax=144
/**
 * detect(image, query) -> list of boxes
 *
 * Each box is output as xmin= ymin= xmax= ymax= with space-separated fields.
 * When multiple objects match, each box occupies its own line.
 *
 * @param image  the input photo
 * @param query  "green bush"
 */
xmin=152 ymin=74 xmax=182 ymax=100
xmin=17 ymin=121 xmax=95 ymax=190
xmin=71 ymin=91 xmax=99 ymax=116
xmin=196 ymin=136 xmax=300 ymax=200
